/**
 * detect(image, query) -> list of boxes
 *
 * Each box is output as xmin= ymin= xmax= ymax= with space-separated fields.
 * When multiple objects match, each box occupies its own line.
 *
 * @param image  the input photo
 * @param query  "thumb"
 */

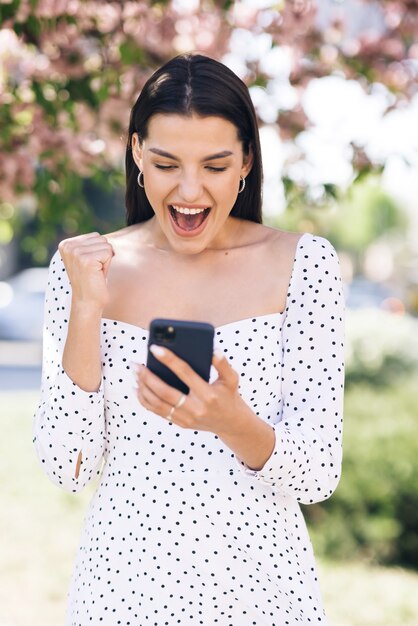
xmin=212 ymin=348 xmax=238 ymax=388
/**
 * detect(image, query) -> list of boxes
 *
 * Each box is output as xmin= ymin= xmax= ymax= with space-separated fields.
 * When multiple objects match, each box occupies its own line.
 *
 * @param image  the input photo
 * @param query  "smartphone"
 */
xmin=146 ymin=318 xmax=215 ymax=394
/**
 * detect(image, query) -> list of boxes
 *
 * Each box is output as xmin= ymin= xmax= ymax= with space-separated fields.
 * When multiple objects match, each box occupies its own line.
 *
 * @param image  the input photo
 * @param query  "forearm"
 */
xmin=62 ymin=301 xmax=103 ymax=392
xmin=217 ymin=403 xmax=276 ymax=471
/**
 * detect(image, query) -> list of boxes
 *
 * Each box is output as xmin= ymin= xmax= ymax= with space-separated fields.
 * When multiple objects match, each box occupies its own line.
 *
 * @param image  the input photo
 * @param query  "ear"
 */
xmin=241 ymin=144 xmax=254 ymax=179
xmin=131 ymin=133 xmax=143 ymax=170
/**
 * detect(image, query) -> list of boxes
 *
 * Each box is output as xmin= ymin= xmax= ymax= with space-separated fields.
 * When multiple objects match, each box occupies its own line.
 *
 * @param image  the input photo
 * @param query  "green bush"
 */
xmin=303 ymin=376 xmax=418 ymax=569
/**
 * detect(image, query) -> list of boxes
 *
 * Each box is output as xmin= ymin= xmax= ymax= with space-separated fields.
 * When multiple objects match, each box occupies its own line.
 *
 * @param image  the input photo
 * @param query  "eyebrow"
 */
xmin=149 ymin=148 xmax=234 ymax=162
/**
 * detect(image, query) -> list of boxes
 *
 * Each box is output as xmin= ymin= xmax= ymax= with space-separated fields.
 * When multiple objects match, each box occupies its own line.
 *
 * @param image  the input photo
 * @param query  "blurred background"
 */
xmin=0 ymin=1 xmax=417 ymax=624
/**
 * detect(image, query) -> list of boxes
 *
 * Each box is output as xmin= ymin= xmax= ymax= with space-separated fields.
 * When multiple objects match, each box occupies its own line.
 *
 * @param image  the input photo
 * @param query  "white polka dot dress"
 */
xmin=33 ymin=233 xmax=345 ymax=626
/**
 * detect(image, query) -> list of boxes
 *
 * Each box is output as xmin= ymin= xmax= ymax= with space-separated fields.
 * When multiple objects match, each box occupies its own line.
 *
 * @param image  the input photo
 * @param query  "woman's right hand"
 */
xmin=58 ymin=232 xmax=114 ymax=312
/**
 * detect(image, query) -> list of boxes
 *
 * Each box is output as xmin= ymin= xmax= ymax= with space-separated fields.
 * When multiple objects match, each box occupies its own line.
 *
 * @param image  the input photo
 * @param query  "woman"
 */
xmin=34 ymin=53 xmax=345 ymax=625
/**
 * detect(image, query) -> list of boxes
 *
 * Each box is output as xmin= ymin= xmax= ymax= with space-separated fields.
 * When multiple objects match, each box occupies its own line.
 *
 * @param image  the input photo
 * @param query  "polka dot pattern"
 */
xmin=33 ymin=233 xmax=345 ymax=625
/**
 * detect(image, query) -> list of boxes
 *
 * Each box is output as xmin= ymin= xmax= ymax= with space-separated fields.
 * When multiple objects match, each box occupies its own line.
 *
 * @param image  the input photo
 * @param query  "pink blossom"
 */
xmin=34 ymin=0 xmax=69 ymax=19
xmin=1 ymin=0 xmax=418 ymax=208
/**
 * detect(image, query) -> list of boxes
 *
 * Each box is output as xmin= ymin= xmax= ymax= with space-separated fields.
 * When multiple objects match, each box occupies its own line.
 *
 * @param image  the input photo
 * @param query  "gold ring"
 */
xmin=174 ymin=393 xmax=186 ymax=410
xmin=165 ymin=393 xmax=186 ymax=420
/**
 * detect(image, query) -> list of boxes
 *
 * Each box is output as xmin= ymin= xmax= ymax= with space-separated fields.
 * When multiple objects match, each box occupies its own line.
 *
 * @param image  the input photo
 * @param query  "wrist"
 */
xmin=215 ymin=400 xmax=276 ymax=471
xmin=70 ymin=299 xmax=104 ymax=320
xmin=215 ymin=397 xmax=256 ymax=439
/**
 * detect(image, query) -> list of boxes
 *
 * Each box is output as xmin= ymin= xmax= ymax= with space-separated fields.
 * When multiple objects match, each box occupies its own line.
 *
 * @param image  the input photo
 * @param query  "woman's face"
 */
xmin=132 ymin=114 xmax=253 ymax=254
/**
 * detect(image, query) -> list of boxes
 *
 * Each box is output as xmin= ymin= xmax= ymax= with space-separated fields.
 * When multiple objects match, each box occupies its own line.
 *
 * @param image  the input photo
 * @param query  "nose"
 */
xmin=177 ymin=170 xmax=202 ymax=202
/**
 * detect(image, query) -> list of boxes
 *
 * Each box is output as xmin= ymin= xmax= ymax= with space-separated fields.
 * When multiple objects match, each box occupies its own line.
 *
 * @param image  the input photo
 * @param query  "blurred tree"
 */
xmin=326 ymin=177 xmax=407 ymax=252
xmin=0 ymin=0 xmax=417 ymax=262
xmin=276 ymin=174 xmax=407 ymax=257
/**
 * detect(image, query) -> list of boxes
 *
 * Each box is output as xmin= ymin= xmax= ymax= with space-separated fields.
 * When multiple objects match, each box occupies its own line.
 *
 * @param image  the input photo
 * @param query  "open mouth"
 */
xmin=169 ymin=205 xmax=211 ymax=232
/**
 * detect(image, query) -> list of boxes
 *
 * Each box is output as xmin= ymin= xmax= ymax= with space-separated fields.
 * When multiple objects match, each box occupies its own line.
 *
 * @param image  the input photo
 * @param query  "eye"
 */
xmin=206 ymin=166 xmax=227 ymax=172
xmin=155 ymin=164 xmax=177 ymax=170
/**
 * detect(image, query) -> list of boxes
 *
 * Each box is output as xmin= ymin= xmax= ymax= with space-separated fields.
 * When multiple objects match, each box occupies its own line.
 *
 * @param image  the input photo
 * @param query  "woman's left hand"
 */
xmin=132 ymin=346 xmax=250 ymax=437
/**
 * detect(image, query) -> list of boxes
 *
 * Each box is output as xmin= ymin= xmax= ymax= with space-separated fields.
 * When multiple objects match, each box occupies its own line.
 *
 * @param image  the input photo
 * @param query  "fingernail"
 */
xmin=130 ymin=362 xmax=143 ymax=375
xmin=214 ymin=348 xmax=224 ymax=360
xmin=149 ymin=344 xmax=165 ymax=357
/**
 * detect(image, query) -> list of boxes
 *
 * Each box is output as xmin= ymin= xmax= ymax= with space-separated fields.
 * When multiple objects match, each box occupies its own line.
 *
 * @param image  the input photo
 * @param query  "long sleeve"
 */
xmin=33 ymin=251 xmax=105 ymax=493
xmin=238 ymin=234 xmax=345 ymax=504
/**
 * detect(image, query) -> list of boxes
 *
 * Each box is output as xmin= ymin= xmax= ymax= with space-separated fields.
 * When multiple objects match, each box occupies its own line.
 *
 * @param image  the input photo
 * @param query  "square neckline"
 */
xmin=101 ymin=232 xmax=310 ymax=335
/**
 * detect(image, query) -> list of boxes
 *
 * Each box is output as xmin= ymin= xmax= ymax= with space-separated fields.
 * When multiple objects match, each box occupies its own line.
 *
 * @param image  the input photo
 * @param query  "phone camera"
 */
xmin=154 ymin=325 xmax=176 ymax=343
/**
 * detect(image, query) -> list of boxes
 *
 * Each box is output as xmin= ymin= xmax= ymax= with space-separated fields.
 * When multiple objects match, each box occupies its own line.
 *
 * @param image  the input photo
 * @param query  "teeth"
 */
xmin=171 ymin=205 xmax=207 ymax=215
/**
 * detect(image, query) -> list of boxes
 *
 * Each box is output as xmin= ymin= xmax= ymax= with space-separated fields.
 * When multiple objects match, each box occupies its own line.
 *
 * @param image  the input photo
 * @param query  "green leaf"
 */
xmin=1 ymin=0 xmax=21 ymax=22
xmin=119 ymin=40 xmax=146 ymax=65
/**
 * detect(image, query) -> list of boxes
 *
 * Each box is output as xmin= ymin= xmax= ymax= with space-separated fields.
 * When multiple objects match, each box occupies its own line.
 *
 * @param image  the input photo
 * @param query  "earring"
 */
xmin=137 ymin=170 xmax=144 ymax=188
xmin=238 ymin=176 xmax=246 ymax=194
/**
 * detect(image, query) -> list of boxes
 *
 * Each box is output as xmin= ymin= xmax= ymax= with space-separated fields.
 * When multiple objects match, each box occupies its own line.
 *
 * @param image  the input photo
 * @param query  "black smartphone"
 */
xmin=146 ymin=318 xmax=215 ymax=394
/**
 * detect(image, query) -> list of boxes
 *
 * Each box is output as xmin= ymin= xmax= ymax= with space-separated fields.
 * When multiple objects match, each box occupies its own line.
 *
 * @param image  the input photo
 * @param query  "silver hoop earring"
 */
xmin=137 ymin=170 xmax=144 ymax=188
xmin=238 ymin=176 xmax=246 ymax=194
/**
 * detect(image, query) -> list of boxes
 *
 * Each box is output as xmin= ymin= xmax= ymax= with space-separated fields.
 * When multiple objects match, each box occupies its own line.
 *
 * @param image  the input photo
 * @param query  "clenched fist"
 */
xmin=58 ymin=232 xmax=114 ymax=312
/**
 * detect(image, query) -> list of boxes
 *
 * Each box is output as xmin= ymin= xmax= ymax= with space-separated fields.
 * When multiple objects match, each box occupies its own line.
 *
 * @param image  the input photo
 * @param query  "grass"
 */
xmin=319 ymin=560 xmax=418 ymax=626
xmin=1 ymin=390 xmax=418 ymax=626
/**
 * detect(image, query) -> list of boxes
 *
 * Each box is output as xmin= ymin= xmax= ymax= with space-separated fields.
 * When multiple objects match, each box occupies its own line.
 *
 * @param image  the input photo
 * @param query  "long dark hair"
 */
xmin=125 ymin=53 xmax=263 ymax=225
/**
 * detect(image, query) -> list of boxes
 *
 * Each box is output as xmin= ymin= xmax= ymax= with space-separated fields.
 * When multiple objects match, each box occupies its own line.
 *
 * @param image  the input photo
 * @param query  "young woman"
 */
xmin=34 ymin=53 xmax=345 ymax=625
